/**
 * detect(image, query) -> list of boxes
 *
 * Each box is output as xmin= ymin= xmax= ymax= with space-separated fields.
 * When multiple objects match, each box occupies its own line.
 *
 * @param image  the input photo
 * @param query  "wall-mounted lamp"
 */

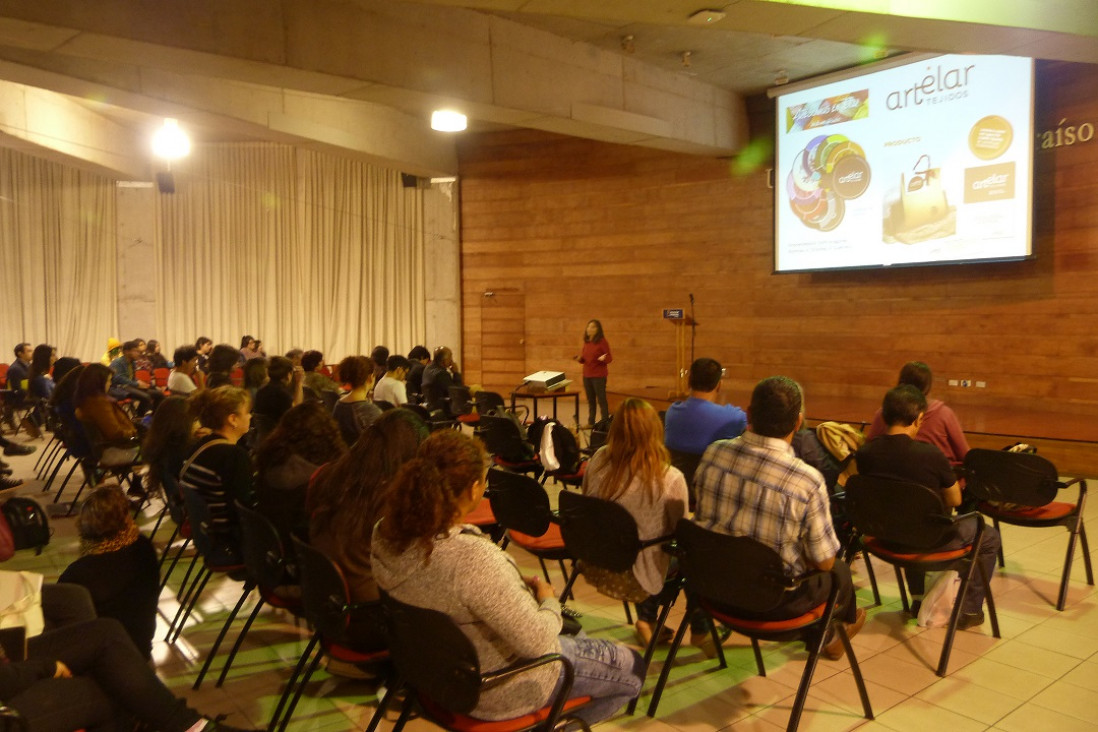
xmin=431 ymin=110 xmax=467 ymax=132
xmin=151 ymin=118 xmax=191 ymax=160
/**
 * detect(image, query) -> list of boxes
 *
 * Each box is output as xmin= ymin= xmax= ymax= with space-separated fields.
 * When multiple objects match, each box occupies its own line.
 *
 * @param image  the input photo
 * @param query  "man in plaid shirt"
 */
xmin=693 ymin=376 xmax=865 ymax=659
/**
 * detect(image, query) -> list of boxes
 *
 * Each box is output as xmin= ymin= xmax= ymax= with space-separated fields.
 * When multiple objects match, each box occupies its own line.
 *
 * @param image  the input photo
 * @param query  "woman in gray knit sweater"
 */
xmin=371 ymin=430 xmax=643 ymax=724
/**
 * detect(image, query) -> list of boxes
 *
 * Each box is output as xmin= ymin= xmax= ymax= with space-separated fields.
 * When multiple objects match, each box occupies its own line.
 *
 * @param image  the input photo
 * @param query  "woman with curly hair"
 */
xmin=372 ymin=429 xmax=643 ymax=726
xmin=254 ymin=401 xmax=346 ymax=542
xmin=581 ymin=398 xmax=707 ymax=650
xmin=59 ymin=486 xmax=159 ymax=658
xmin=331 ymin=355 xmax=381 ymax=446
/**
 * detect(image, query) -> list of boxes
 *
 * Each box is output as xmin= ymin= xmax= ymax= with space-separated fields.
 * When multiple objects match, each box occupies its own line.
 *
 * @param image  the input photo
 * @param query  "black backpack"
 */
xmin=1 ymin=497 xmax=50 ymax=555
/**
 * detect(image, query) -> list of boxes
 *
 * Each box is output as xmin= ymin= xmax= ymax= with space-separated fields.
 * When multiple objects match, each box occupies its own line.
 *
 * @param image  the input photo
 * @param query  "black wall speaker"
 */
xmin=156 ymin=171 xmax=176 ymax=194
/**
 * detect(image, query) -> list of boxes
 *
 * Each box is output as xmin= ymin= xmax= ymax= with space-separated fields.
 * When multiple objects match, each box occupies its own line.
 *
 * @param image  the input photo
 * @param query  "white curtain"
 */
xmin=0 ymin=149 xmax=118 ymax=361
xmin=154 ymin=143 xmax=426 ymax=360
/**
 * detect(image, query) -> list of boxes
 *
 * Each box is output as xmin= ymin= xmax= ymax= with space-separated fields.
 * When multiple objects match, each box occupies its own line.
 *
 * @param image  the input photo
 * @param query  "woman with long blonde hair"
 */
xmin=582 ymin=398 xmax=710 ymax=650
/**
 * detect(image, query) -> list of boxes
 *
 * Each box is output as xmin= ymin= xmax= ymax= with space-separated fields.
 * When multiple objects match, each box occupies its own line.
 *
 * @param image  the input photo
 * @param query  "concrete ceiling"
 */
xmin=0 ymin=0 xmax=1092 ymax=179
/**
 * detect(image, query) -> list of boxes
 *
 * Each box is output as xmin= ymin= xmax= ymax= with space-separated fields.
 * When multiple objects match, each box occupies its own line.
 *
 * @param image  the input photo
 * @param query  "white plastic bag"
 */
xmin=917 ymin=570 xmax=959 ymax=628
xmin=0 ymin=570 xmax=44 ymax=638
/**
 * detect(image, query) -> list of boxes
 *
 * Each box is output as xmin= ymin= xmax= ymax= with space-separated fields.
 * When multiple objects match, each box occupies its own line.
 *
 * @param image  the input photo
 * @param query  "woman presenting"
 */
xmin=574 ymin=319 xmax=612 ymax=425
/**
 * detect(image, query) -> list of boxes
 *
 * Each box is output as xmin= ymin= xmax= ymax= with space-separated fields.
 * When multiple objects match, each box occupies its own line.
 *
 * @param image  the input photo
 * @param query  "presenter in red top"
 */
xmin=575 ymin=319 xmax=613 ymax=426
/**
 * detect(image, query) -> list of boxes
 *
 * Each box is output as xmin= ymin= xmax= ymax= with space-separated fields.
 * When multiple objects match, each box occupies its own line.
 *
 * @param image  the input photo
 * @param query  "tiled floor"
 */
xmin=4 ymin=434 xmax=1097 ymax=731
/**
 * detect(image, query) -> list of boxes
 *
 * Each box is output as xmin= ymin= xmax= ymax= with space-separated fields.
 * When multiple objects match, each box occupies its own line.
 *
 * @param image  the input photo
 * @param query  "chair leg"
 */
xmin=646 ymin=613 xmax=691 ymax=717
xmin=622 ymin=601 xmax=633 ymax=626
xmin=176 ymin=552 xmax=201 ymax=601
xmin=538 ymin=558 xmax=552 ymax=583
xmin=937 ymin=557 xmax=981 ymax=677
xmin=626 ymin=591 xmax=678 ymax=715
xmin=365 ymin=680 xmax=404 ymax=732
xmin=558 ymin=566 xmax=580 ymax=604
xmin=52 ymin=461 xmax=80 ymax=503
xmin=193 ymin=581 xmax=255 ymax=690
xmin=895 ymin=566 xmax=910 ymax=612
xmin=268 ymin=633 xmax=319 ymax=732
xmin=159 ymin=538 xmax=193 ymax=593
xmin=277 ymin=638 xmax=327 ymax=732
xmin=1080 ymin=520 xmax=1094 ymax=585
xmin=861 ymin=550 xmax=881 ymax=607
xmin=169 ymin=566 xmax=211 ymax=643
xmin=216 ymin=596 xmax=268 ymax=688
xmin=707 ymin=615 xmax=727 ymax=670
xmin=750 ymin=638 xmax=766 ymax=676
xmin=994 ymin=517 xmax=1006 ymax=568
xmin=837 ymin=624 xmax=874 ymax=722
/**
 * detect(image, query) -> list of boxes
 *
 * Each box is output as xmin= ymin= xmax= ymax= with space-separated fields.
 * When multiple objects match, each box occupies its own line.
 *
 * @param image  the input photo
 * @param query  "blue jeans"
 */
xmin=553 ymin=635 xmax=643 ymax=725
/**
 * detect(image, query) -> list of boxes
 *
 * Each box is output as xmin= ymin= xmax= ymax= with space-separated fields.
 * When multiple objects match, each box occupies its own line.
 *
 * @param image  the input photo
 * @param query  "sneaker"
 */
xmin=19 ymin=418 xmax=40 ymax=440
xmin=3 ymin=442 xmax=35 ymax=456
xmin=822 ymin=607 xmax=867 ymax=660
xmin=956 ymin=611 xmax=985 ymax=630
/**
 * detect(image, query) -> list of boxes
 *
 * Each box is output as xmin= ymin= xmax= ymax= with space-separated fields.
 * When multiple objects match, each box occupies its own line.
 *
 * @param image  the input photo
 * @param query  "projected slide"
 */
xmin=774 ymin=54 xmax=1034 ymax=273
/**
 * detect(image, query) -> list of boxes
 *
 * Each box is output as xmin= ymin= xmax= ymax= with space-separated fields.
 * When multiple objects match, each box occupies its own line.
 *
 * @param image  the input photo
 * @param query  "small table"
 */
xmin=510 ymin=386 xmax=581 ymax=426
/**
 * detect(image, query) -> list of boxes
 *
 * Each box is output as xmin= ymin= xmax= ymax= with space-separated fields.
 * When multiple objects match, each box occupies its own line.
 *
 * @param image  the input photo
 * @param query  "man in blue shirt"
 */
xmin=665 ymin=357 xmax=747 ymax=454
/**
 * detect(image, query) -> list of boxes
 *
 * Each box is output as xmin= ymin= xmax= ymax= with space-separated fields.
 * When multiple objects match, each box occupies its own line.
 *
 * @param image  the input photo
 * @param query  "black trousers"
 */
xmin=11 ymin=618 xmax=202 ymax=732
xmin=583 ymin=376 xmax=609 ymax=424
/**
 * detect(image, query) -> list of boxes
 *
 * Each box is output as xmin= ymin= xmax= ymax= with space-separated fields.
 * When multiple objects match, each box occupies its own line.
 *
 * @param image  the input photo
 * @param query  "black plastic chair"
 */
xmin=272 ymin=536 xmax=389 ymax=732
xmin=556 ymin=490 xmax=679 ymax=713
xmin=475 ymin=389 xmax=529 ymax=424
xmin=476 ymin=415 xmax=542 ymax=478
xmin=447 ymin=385 xmax=480 ymax=427
xmin=487 ymin=468 xmax=575 ymax=594
xmin=646 ymin=521 xmax=874 ymax=731
xmin=668 ymin=448 xmax=703 ymax=509
xmin=401 ymin=402 xmax=456 ymax=432
xmin=963 ymin=448 xmax=1092 ymax=610
xmin=844 ymin=473 xmax=1000 ymax=676
xmin=191 ymin=501 xmax=304 ymax=690
xmin=365 ymin=591 xmax=592 ymax=732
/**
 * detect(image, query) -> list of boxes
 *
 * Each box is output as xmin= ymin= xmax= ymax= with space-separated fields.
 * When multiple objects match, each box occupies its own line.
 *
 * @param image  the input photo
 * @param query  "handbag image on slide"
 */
xmin=899 ymin=154 xmax=949 ymax=229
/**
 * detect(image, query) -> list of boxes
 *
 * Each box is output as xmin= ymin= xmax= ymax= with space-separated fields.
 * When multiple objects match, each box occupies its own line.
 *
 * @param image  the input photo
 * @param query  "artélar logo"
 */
xmin=886 ymin=62 xmax=976 ymax=110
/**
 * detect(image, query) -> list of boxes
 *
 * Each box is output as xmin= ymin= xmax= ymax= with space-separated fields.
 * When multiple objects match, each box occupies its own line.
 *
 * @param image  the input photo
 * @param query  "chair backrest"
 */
xmin=963 ymin=448 xmax=1060 ymax=506
xmin=235 ymin=500 xmax=290 ymax=589
xmin=675 ymin=519 xmax=792 ymax=614
xmin=448 ymin=385 xmax=475 ymax=417
xmin=291 ymin=535 xmax=380 ymax=642
xmin=669 ymin=449 xmax=703 ymax=487
xmin=249 ymin=413 xmax=278 ymax=450
xmin=486 ymin=468 xmax=552 ymax=536
xmin=844 ymin=473 xmax=954 ymax=549
xmin=153 ymin=367 xmax=170 ymax=388
xmin=589 ymin=415 xmax=613 ymax=453
xmin=161 ymin=467 xmax=187 ymax=526
xmin=557 ymin=490 xmax=640 ymax=573
xmin=477 ymin=415 xmax=534 ymax=463
xmin=135 ymin=368 xmax=152 ymax=384
xmin=179 ymin=484 xmax=243 ymax=567
xmin=380 ymin=590 xmax=482 ymax=714
xmin=474 ymin=390 xmax=508 ymax=415
xmin=230 ymin=368 xmax=244 ymax=386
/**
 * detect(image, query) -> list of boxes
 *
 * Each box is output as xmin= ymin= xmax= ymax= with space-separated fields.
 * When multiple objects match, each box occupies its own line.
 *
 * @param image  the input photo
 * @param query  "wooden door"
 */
xmin=479 ymin=291 xmax=526 ymax=393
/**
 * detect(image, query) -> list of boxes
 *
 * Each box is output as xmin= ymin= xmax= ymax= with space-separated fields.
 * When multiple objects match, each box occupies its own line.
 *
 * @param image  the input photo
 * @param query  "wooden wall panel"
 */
xmin=457 ymin=62 xmax=1098 ymax=445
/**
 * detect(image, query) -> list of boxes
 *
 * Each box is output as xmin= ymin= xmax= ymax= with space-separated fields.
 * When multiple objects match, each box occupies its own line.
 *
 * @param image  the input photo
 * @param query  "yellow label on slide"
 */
xmin=969 ymin=116 xmax=1013 ymax=160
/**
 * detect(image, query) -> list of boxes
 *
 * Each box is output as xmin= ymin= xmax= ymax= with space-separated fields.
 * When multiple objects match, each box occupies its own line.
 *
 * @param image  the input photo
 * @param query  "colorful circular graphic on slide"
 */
xmin=787 ymin=134 xmax=871 ymax=230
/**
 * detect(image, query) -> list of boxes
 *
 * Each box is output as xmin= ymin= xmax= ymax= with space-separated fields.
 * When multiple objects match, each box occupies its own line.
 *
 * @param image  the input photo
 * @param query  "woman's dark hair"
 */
xmin=240 ymin=335 xmax=255 ymax=349
xmin=173 ymin=345 xmax=198 ymax=365
xmin=376 ymin=429 xmax=487 ymax=557
xmin=898 ymin=361 xmax=933 ymax=395
xmin=310 ymin=409 xmax=429 ymax=547
xmin=256 ymin=401 xmax=346 ymax=475
xmin=73 ymin=363 xmax=113 ymax=408
xmin=147 ymin=340 xmax=161 ymax=354
xmin=189 ymin=386 xmax=250 ymax=430
xmin=407 ymin=345 xmax=430 ymax=362
xmin=51 ymin=357 xmax=81 ymax=387
xmin=208 ymin=344 xmax=239 ymax=374
xmin=338 ymin=355 xmax=372 ymax=388
xmin=301 ymin=350 xmax=324 ymax=372
xmin=49 ymin=363 xmax=86 ymax=410
xmin=77 ymin=486 xmax=132 ymax=542
xmin=28 ymin=344 xmax=54 ymax=382
xmin=195 ymin=336 xmax=212 ymax=349
xmin=371 ymin=346 xmax=390 ymax=368
xmin=584 ymin=319 xmax=605 ymax=343
xmin=266 ymin=356 xmax=293 ymax=383
xmin=243 ymin=358 xmax=269 ymax=389
xmin=142 ymin=395 xmax=194 ymax=493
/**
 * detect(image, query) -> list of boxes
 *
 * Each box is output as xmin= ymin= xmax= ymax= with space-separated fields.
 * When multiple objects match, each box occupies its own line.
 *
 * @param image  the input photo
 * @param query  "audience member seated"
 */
xmin=242 ymin=357 xmax=269 ymax=401
xmin=284 ymin=348 xmax=304 ymax=368
xmin=301 ymin=350 xmax=341 ymax=395
xmin=168 ymin=345 xmax=202 ymax=395
xmin=370 ymin=345 xmax=389 ymax=385
xmin=332 ymin=355 xmax=381 ymax=446
xmin=74 ymin=364 xmax=140 ymax=466
xmin=856 ymin=384 xmax=1000 ymax=628
xmin=108 ymin=340 xmax=163 ymax=417
xmin=693 ymin=376 xmax=865 ymax=660
xmin=239 ymin=335 xmax=265 ymax=362
xmin=254 ymin=401 xmax=346 ymax=543
xmin=372 ymin=355 xmax=410 ymax=406
xmin=98 ymin=337 xmax=122 ymax=367
xmin=421 ymin=346 xmax=462 ymax=414
xmin=142 ymin=395 xmax=198 ymax=501
xmin=131 ymin=338 xmax=154 ymax=374
xmin=195 ymin=336 xmax=213 ymax=373
xmin=24 ymin=343 xmax=56 ymax=433
xmin=205 ymin=344 xmax=240 ymax=389
xmin=866 ymin=361 xmax=969 ymax=466
xmin=145 ymin=340 xmax=170 ymax=370
xmin=5 ymin=342 xmax=33 ymax=435
xmin=58 ymin=486 xmax=160 ymax=659
xmin=582 ymin=399 xmax=709 ymax=650
xmin=178 ymin=386 xmax=255 ymax=564
xmin=404 ymin=345 xmax=431 ymax=404
xmin=308 ymin=409 xmax=428 ymax=652
xmin=372 ymin=429 xmax=644 ymax=725
xmin=664 ymin=357 xmax=746 ymax=455
xmin=253 ymin=356 xmax=302 ymax=424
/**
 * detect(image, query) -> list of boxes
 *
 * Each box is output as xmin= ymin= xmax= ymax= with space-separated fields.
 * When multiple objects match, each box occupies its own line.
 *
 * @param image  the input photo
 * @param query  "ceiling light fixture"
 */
xmin=686 ymin=9 xmax=726 ymax=25
xmin=431 ymin=110 xmax=467 ymax=132
xmin=151 ymin=118 xmax=191 ymax=160
xmin=621 ymin=35 xmax=635 ymax=54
